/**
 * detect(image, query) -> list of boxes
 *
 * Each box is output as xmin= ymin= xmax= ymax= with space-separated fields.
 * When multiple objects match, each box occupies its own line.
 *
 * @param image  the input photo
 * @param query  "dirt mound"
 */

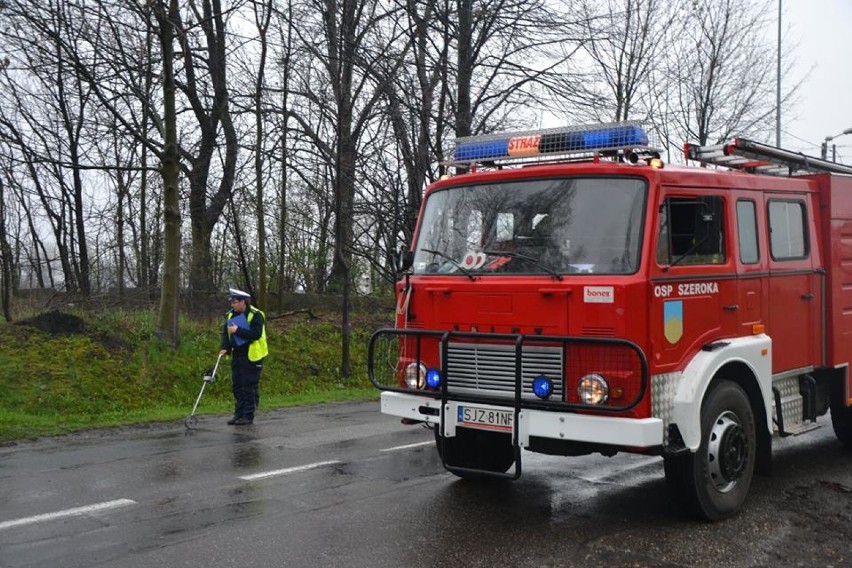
xmin=16 ymin=310 xmax=87 ymax=335
xmin=15 ymin=310 xmax=129 ymax=353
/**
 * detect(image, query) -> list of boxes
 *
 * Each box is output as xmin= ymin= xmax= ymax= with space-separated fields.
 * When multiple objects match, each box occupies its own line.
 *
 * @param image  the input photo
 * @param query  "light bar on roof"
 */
xmin=451 ymin=121 xmax=653 ymax=165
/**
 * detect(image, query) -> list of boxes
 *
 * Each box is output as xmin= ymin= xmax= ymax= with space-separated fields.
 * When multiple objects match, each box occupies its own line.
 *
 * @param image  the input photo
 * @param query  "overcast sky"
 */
xmin=783 ymin=0 xmax=852 ymax=161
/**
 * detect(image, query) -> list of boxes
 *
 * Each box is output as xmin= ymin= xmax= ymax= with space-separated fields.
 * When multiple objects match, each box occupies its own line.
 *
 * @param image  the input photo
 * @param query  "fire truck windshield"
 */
xmin=413 ymin=177 xmax=647 ymax=276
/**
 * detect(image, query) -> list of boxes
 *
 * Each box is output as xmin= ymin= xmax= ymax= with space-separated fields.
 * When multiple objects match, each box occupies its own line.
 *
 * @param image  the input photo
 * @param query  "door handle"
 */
xmin=538 ymin=288 xmax=572 ymax=296
xmin=723 ymin=304 xmax=739 ymax=311
xmin=801 ymin=293 xmax=815 ymax=301
xmin=425 ymin=287 xmax=451 ymax=295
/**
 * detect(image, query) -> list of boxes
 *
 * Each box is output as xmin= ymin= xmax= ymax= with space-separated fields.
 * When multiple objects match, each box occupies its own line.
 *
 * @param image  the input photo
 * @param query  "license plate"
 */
xmin=457 ymin=406 xmax=514 ymax=432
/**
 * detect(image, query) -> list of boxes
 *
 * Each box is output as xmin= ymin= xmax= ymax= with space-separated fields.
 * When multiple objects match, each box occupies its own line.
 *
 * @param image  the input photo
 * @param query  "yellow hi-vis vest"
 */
xmin=228 ymin=306 xmax=269 ymax=362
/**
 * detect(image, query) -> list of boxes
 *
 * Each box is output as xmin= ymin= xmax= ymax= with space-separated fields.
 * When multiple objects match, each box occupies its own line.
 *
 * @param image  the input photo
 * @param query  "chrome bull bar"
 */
xmin=368 ymin=328 xmax=650 ymax=479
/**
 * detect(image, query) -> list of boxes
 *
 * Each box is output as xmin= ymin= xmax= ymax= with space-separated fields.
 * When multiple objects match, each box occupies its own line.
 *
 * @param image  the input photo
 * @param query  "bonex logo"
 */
xmin=584 ymin=286 xmax=614 ymax=303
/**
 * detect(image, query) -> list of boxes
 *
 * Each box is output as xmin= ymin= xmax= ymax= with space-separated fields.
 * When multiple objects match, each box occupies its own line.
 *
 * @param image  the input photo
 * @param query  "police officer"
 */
xmin=219 ymin=288 xmax=268 ymax=425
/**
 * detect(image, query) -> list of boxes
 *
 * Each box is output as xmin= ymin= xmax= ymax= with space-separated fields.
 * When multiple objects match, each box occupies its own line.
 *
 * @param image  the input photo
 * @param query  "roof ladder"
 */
xmin=684 ymin=137 xmax=852 ymax=177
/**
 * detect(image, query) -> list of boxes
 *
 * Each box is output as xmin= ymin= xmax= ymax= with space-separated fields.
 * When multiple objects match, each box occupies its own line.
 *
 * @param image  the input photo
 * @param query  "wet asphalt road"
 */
xmin=1 ymin=401 xmax=851 ymax=568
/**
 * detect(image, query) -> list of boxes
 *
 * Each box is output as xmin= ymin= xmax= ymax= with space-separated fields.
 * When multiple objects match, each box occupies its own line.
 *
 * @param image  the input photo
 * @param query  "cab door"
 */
xmin=766 ymin=195 xmax=820 ymax=372
xmin=650 ymin=190 xmax=739 ymax=372
xmin=733 ymin=196 xmax=766 ymax=338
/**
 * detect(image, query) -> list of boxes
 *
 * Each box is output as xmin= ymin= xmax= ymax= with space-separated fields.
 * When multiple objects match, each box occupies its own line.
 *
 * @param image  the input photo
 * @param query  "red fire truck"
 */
xmin=368 ymin=122 xmax=852 ymax=520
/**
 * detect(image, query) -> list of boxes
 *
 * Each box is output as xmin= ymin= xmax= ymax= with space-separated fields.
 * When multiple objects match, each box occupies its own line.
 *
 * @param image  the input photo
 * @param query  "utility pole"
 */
xmin=776 ymin=0 xmax=782 ymax=147
xmin=824 ymin=127 xmax=852 ymax=162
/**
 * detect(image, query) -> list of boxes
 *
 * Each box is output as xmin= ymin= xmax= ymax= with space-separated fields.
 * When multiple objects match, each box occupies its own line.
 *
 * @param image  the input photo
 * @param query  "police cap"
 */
xmin=227 ymin=288 xmax=251 ymax=301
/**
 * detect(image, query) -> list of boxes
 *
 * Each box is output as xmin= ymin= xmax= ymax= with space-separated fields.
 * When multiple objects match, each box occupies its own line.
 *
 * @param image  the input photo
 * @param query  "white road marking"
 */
xmin=379 ymin=441 xmax=434 ymax=452
xmin=0 ymin=498 xmax=137 ymax=531
xmin=238 ymin=460 xmax=341 ymax=481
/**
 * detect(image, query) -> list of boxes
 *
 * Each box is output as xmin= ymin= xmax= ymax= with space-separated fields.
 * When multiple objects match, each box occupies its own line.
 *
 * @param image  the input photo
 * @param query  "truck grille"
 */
xmin=445 ymin=342 xmax=564 ymax=399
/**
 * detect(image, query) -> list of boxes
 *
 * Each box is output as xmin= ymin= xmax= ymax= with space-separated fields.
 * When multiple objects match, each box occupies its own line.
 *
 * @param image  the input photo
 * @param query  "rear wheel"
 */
xmin=672 ymin=380 xmax=756 ymax=520
xmin=434 ymin=426 xmax=515 ymax=478
xmin=831 ymin=404 xmax=852 ymax=448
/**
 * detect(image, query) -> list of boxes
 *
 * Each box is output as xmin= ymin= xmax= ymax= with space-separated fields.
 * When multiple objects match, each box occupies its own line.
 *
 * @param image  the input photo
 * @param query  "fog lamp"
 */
xmin=578 ymin=373 xmax=609 ymax=405
xmin=532 ymin=375 xmax=554 ymax=400
xmin=404 ymin=362 xmax=427 ymax=389
xmin=426 ymin=368 xmax=442 ymax=389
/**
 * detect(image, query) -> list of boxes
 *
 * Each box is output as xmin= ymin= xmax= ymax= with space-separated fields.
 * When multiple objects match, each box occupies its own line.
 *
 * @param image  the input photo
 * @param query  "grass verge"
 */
xmin=0 ymin=308 xmax=386 ymax=444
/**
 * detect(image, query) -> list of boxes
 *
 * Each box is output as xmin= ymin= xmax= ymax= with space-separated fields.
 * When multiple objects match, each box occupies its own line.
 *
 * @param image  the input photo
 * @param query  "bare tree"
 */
xmin=287 ymin=0 xmax=404 ymax=374
xmin=136 ymin=17 xmax=159 ymax=298
xmin=362 ymin=0 xmax=577 ymax=288
xmin=0 ymin=114 xmax=78 ymax=292
xmin=664 ymin=0 xmax=783 ymax=147
xmin=572 ymin=0 xmax=667 ymax=123
xmin=172 ymin=0 xmax=240 ymax=300
xmin=15 ymin=0 xmax=241 ymax=302
xmin=151 ymin=0 xmax=182 ymax=346
xmin=0 ymin=172 xmax=12 ymax=321
xmin=0 ymin=0 xmax=100 ymax=294
xmin=450 ymin=0 xmax=572 ymax=138
xmin=251 ymin=0 xmax=273 ymax=308
xmin=274 ymin=2 xmax=295 ymax=308
xmin=0 ymin=0 xmax=806 ymax=328
xmin=376 ymin=0 xmax=450 ymax=261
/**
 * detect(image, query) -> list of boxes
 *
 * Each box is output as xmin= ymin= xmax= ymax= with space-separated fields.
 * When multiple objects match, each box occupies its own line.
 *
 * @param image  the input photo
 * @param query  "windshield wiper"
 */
xmin=420 ymin=248 xmax=476 ymax=281
xmin=483 ymin=250 xmax=563 ymax=281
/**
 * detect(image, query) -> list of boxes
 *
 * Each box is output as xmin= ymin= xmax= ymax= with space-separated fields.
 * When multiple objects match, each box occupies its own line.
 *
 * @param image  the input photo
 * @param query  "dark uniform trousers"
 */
xmin=231 ymin=355 xmax=263 ymax=420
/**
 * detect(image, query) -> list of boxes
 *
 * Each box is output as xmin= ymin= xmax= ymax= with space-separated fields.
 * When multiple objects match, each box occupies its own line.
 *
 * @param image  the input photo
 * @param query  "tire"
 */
xmin=676 ymin=380 xmax=757 ymax=521
xmin=831 ymin=404 xmax=852 ymax=448
xmin=663 ymin=453 xmax=689 ymax=496
xmin=434 ymin=426 xmax=515 ymax=479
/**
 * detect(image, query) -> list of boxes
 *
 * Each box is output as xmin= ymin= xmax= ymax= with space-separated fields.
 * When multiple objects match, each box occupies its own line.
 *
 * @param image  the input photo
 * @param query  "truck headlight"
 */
xmin=578 ymin=373 xmax=609 ymax=405
xmin=404 ymin=362 xmax=427 ymax=389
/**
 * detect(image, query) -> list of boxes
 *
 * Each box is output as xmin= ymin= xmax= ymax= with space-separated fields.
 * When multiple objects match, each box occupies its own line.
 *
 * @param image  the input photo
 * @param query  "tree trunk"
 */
xmin=139 ymin=23 xmax=155 ymax=297
xmin=180 ymin=0 xmax=239 ymax=302
xmin=456 ymin=0 xmax=473 ymax=138
xmin=155 ymin=0 xmax=182 ymax=347
xmin=0 ymin=175 xmax=13 ymax=322
xmin=253 ymin=0 xmax=272 ymax=309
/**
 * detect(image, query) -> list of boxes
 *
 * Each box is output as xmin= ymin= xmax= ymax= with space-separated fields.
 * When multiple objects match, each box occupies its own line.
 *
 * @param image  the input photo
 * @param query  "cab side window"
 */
xmin=736 ymin=200 xmax=759 ymax=264
xmin=768 ymin=199 xmax=808 ymax=259
xmin=658 ymin=195 xmax=725 ymax=265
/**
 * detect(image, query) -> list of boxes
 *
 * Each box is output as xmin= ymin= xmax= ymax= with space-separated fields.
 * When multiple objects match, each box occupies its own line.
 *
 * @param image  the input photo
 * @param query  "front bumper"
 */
xmin=382 ymin=391 xmax=664 ymax=449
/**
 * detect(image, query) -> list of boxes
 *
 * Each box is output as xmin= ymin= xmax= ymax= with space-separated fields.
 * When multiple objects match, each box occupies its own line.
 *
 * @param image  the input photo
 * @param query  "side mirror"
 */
xmin=393 ymin=249 xmax=414 ymax=273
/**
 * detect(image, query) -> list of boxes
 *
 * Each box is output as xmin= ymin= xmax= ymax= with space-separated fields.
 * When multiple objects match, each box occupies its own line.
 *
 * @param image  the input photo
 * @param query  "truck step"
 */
xmin=779 ymin=421 xmax=821 ymax=436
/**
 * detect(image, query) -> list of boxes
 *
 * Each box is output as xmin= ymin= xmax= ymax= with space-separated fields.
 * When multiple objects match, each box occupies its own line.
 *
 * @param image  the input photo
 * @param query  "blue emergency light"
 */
xmin=451 ymin=121 xmax=652 ymax=164
xmin=532 ymin=375 xmax=554 ymax=400
xmin=454 ymin=139 xmax=510 ymax=161
xmin=425 ymin=368 xmax=442 ymax=389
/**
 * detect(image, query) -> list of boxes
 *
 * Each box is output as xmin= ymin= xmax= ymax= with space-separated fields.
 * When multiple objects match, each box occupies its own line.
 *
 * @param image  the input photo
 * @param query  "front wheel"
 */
xmin=434 ymin=426 xmax=515 ymax=479
xmin=675 ymin=380 xmax=757 ymax=520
